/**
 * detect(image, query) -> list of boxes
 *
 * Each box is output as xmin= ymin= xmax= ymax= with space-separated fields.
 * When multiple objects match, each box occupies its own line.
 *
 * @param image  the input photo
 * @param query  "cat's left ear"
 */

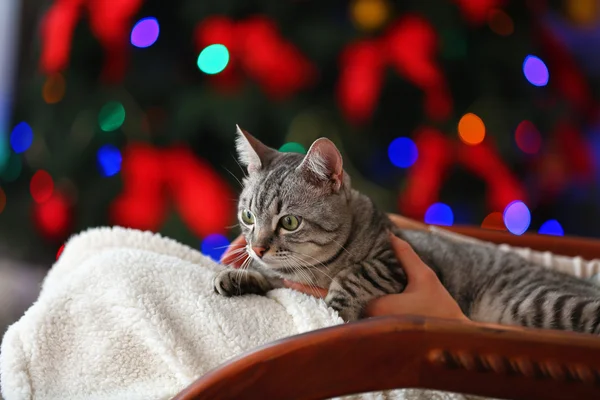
xmin=297 ymin=138 xmax=344 ymax=192
xmin=235 ymin=125 xmax=278 ymax=173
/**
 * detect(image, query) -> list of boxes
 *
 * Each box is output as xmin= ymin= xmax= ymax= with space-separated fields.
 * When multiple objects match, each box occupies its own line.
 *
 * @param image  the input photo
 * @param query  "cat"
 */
xmin=213 ymin=125 xmax=600 ymax=334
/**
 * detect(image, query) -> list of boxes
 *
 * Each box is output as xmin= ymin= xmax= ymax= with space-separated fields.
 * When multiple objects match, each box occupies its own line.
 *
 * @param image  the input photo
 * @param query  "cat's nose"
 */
xmin=252 ymin=246 xmax=269 ymax=258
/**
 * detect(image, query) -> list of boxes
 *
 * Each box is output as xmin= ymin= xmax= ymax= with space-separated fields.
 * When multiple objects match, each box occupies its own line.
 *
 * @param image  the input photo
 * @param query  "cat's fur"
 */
xmin=214 ymin=126 xmax=600 ymax=333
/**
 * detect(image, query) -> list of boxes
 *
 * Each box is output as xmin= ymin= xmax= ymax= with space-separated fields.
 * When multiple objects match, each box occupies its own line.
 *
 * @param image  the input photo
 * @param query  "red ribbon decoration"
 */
xmin=337 ymin=15 xmax=453 ymax=125
xmin=40 ymin=0 xmax=143 ymax=82
xmin=110 ymin=144 xmax=235 ymax=238
xmin=194 ymin=16 xmax=317 ymax=99
xmin=400 ymin=127 xmax=527 ymax=219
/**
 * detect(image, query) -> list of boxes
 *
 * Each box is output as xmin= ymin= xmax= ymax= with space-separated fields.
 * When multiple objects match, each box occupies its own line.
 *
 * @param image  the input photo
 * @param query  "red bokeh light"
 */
xmin=33 ymin=191 xmax=71 ymax=240
xmin=30 ymin=170 xmax=54 ymax=203
xmin=515 ymin=120 xmax=542 ymax=154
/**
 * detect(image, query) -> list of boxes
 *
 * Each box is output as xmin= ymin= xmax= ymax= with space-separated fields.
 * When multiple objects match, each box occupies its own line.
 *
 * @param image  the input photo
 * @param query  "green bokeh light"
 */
xmin=197 ymin=44 xmax=230 ymax=75
xmin=278 ymin=142 xmax=307 ymax=154
xmin=98 ymin=101 xmax=126 ymax=132
xmin=0 ymin=152 xmax=21 ymax=182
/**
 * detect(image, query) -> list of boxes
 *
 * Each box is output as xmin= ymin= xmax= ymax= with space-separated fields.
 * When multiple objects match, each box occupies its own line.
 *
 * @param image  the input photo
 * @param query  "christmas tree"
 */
xmin=2 ymin=0 xmax=600 ymax=264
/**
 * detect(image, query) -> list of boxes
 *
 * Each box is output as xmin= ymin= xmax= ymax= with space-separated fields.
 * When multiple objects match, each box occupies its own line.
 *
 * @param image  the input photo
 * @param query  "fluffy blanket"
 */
xmin=1 ymin=226 xmax=599 ymax=400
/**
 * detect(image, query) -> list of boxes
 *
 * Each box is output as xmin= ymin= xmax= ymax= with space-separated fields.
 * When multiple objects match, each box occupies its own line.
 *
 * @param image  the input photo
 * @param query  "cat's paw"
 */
xmin=213 ymin=269 xmax=272 ymax=297
xmin=325 ymin=293 xmax=363 ymax=322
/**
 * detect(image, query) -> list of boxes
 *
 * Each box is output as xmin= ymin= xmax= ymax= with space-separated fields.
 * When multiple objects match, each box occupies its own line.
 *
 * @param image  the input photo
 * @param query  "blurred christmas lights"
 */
xmin=278 ymin=142 xmax=307 ymax=154
xmin=10 ymin=122 xmax=33 ymax=153
xmin=98 ymin=101 xmax=126 ymax=132
xmin=201 ymin=233 xmax=230 ymax=261
xmin=131 ymin=17 xmax=160 ymax=48
xmin=538 ymin=219 xmax=564 ymax=236
xmin=566 ymin=0 xmax=598 ymax=26
xmin=523 ymin=55 xmax=549 ymax=87
xmin=487 ymin=9 xmax=514 ymax=36
xmin=97 ymin=145 xmax=123 ymax=177
xmin=388 ymin=137 xmax=418 ymax=168
xmin=458 ymin=113 xmax=485 ymax=145
xmin=424 ymin=203 xmax=454 ymax=226
xmin=42 ymin=73 xmax=66 ymax=104
xmin=515 ymin=120 xmax=542 ymax=154
xmin=30 ymin=170 xmax=54 ymax=204
xmin=350 ymin=0 xmax=390 ymax=31
xmin=481 ymin=211 xmax=506 ymax=231
xmin=503 ymin=200 xmax=531 ymax=235
xmin=197 ymin=44 xmax=230 ymax=74
xmin=0 ymin=187 xmax=5 ymax=214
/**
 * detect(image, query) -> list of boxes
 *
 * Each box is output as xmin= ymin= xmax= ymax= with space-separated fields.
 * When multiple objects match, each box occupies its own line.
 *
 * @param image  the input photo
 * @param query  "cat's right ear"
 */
xmin=235 ymin=125 xmax=277 ymax=173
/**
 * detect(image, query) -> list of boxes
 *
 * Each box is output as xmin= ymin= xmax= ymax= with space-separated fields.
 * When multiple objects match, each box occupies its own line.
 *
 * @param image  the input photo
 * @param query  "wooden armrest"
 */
xmin=174 ymin=316 xmax=600 ymax=400
xmin=444 ymin=225 xmax=600 ymax=261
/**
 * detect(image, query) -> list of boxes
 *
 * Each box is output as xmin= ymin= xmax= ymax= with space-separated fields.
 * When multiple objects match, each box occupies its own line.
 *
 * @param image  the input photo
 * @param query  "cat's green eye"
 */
xmin=280 ymin=215 xmax=301 ymax=231
xmin=240 ymin=209 xmax=255 ymax=225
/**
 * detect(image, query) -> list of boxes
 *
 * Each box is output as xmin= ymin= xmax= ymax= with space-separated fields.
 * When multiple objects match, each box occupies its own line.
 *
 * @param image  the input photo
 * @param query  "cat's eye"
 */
xmin=240 ymin=209 xmax=255 ymax=225
xmin=280 ymin=215 xmax=301 ymax=231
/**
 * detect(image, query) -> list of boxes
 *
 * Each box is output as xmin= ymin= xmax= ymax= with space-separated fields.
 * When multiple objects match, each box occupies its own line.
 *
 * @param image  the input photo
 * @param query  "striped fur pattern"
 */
xmin=214 ymin=127 xmax=600 ymax=332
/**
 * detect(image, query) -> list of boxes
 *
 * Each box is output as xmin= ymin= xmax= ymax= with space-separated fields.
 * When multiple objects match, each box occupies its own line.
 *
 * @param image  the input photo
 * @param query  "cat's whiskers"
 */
xmin=282 ymin=258 xmax=321 ymax=296
xmin=288 ymin=251 xmax=336 ymax=283
xmin=285 ymin=254 xmax=320 ymax=285
xmin=230 ymin=153 xmax=249 ymax=179
xmin=222 ymin=166 xmax=244 ymax=188
xmin=236 ymin=256 xmax=252 ymax=296
xmin=330 ymin=238 xmax=355 ymax=258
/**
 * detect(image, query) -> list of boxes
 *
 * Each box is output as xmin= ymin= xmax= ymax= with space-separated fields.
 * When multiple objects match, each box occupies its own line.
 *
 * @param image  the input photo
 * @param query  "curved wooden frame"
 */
xmin=175 ymin=228 xmax=600 ymax=400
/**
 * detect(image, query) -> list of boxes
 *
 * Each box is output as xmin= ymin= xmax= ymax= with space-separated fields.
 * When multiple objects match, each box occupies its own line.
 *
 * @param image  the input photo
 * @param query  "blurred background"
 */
xmin=2 ymin=0 xmax=600 ymax=339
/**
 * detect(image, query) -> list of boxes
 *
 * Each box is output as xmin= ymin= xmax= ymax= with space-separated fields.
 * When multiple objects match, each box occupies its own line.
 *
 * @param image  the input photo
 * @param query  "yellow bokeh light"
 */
xmin=566 ymin=0 xmax=597 ymax=26
xmin=350 ymin=0 xmax=390 ymax=31
xmin=42 ymin=73 xmax=66 ymax=104
xmin=458 ymin=113 xmax=486 ymax=145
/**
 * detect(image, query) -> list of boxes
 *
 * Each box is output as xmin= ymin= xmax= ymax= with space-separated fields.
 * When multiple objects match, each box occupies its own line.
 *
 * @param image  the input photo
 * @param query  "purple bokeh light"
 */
xmin=503 ymin=200 xmax=531 ymax=235
xmin=522 ymin=55 xmax=549 ymax=87
xmin=131 ymin=17 xmax=160 ymax=48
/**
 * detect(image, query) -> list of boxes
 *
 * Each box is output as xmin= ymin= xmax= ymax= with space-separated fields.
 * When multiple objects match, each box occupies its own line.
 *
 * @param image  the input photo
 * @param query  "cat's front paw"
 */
xmin=325 ymin=293 xmax=363 ymax=322
xmin=213 ymin=269 xmax=272 ymax=297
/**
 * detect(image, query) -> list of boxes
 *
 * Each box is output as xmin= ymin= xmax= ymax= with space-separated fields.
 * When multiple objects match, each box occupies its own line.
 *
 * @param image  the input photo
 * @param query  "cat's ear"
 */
xmin=297 ymin=138 xmax=344 ymax=191
xmin=235 ymin=125 xmax=277 ymax=173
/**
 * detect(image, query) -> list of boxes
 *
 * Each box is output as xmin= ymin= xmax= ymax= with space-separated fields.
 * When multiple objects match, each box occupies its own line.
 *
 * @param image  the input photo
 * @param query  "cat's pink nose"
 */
xmin=252 ymin=246 xmax=268 ymax=258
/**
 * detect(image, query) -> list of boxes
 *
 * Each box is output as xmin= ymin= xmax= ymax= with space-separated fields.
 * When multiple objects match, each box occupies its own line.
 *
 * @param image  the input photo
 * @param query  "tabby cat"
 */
xmin=213 ymin=126 xmax=600 ymax=333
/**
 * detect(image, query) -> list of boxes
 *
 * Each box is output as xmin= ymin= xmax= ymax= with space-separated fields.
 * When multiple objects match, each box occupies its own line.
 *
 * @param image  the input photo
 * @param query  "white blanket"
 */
xmin=2 ymin=226 xmax=599 ymax=400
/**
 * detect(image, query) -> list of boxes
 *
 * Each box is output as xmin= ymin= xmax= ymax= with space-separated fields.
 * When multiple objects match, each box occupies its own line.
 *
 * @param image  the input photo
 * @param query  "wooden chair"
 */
xmin=174 ymin=227 xmax=600 ymax=400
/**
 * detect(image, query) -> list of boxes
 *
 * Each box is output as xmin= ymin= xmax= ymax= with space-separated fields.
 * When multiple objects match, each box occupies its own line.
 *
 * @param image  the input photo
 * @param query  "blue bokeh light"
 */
xmin=388 ymin=137 xmax=418 ymax=168
xmin=538 ymin=219 xmax=564 ymax=236
xmin=523 ymin=55 xmax=549 ymax=87
xmin=131 ymin=17 xmax=160 ymax=48
xmin=424 ymin=203 xmax=454 ymax=226
xmin=10 ymin=122 xmax=33 ymax=153
xmin=503 ymin=200 xmax=531 ymax=235
xmin=201 ymin=233 xmax=231 ymax=262
xmin=197 ymin=44 xmax=230 ymax=75
xmin=97 ymin=145 xmax=122 ymax=177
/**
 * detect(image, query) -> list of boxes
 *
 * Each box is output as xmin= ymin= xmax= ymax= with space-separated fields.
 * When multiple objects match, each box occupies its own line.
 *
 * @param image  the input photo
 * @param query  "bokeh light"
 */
xmin=481 ymin=211 xmax=507 ymax=231
xmin=10 ymin=122 xmax=33 ymax=153
xmin=424 ymin=203 xmax=454 ymax=226
xmin=30 ymin=170 xmax=54 ymax=204
xmin=201 ymin=233 xmax=230 ymax=261
xmin=566 ymin=0 xmax=597 ymax=25
xmin=523 ymin=55 xmax=549 ymax=87
xmin=515 ymin=120 xmax=542 ymax=154
xmin=350 ymin=0 xmax=390 ymax=31
xmin=42 ymin=73 xmax=66 ymax=104
xmin=388 ymin=137 xmax=418 ymax=168
xmin=131 ymin=17 xmax=160 ymax=48
xmin=97 ymin=145 xmax=122 ymax=177
xmin=1 ymin=153 xmax=22 ymax=182
xmin=98 ymin=101 xmax=126 ymax=132
xmin=487 ymin=9 xmax=514 ymax=36
xmin=458 ymin=113 xmax=485 ymax=145
xmin=538 ymin=219 xmax=564 ymax=236
xmin=56 ymin=244 xmax=65 ymax=260
xmin=503 ymin=200 xmax=531 ymax=235
xmin=197 ymin=44 xmax=230 ymax=75
xmin=0 ymin=187 xmax=5 ymax=214
xmin=279 ymin=142 xmax=307 ymax=154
